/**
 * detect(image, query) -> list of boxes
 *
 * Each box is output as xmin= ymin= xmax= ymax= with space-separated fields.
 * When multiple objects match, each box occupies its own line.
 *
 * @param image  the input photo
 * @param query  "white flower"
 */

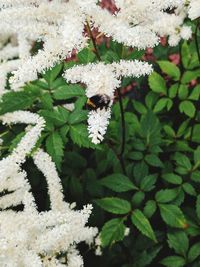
xmin=64 ymin=60 xmax=152 ymax=143
xmin=188 ymin=0 xmax=200 ymax=20
xmin=180 ymin=25 xmax=192 ymax=40
xmin=0 ymin=111 xmax=98 ymax=266
xmin=88 ymin=108 xmax=112 ymax=144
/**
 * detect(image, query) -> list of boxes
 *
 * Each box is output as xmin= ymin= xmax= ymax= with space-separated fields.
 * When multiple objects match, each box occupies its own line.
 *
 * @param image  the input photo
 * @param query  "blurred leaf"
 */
xmin=46 ymin=131 xmax=64 ymax=170
xmin=157 ymin=61 xmax=180 ymax=81
xmin=148 ymin=72 xmax=167 ymax=95
xmin=160 ymin=256 xmax=185 ymax=267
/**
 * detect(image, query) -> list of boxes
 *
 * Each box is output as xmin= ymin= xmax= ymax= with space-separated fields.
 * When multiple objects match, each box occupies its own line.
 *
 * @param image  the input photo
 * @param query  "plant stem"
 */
xmin=117 ymin=87 xmax=126 ymax=175
xmin=86 ymin=20 xmax=101 ymax=61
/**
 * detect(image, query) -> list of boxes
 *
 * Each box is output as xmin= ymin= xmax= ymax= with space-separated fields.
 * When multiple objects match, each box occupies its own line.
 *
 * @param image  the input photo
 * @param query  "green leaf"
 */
xmin=179 ymin=100 xmax=195 ymax=118
xmin=159 ymin=204 xmax=187 ymax=229
xmin=188 ymin=242 xmax=200 ymax=262
xmin=181 ymin=41 xmax=190 ymax=68
xmin=174 ymin=153 xmax=192 ymax=170
xmin=131 ymin=191 xmax=145 ymax=207
xmin=167 ymin=231 xmax=189 ymax=257
xmin=157 ymin=61 xmax=180 ymax=81
xmin=140 ymin=174 xmax=157 ymax=192
xmin=156 ymin=189 xmax=179 ymax=203
xmin=189 ymin=85 xmax=200 ymax=100
xmin=178 ymin=84 xmax=188 ymax=100
xmin=162 ymin=173 xmax=182 ymax=185
xmin=100 ymin=173 xmax=138 ymax=192
xmin=181 ymin=69 xmax=200 ymax=84
xmin=131 ymin=209 xmax=157 ymax=242
xmin=100 ymin=218 xmax=125 ymax=247
xmin=9 ymin=132 xmax=26 ymax=152
xmin=160 ymin=256 xmax=185 ymax=267
xmin=95 ymin=197 xmax=131 ymax=214
xmin=148 ymin=72 xmax=167 ymax=95
xmin=196 ymin=195 xmax=200 ymax=220
xmin=40 ymin=108 xmax=69 ymax=127
xmin=40 ymin=93 xmax=53 ymax=110
xmin=154 ymin=98 xmax=172 ymax=113
xmin=169 ymin=84 xmax=179 ymax=98
xmin=45 ymin=131 xmax=64 ymax=170
xmin=145 ymin=154 xmax=164 ymax=168
xmin=69 ymin=110 xmax=88 ymax=124
xmin=191 ymin=171 xmax=200 ymax=183
xmin=143 ymin=200 xmax=157 ymax=218
xmin=133 ymin=246 xmax=162 ymax=267
xmin=53 ymin=85 xmax=85 ymax=100
xmin=69 ymin=124 xmax=96 ymax=148
xmin=182 ymin=183 xmax=196 ymax=196
xmin=0 ymin=90 xmax=39 ymax=115
xmin=43 ymin=63 xmax=63 ymax=86
xmin=133 ymin=101 xmax=147 ymax=114
xmin=77 ymin=48 xmax=96 ymax=63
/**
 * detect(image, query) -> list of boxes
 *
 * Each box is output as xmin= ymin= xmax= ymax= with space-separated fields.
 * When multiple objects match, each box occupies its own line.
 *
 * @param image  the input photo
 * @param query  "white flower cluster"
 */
xmin=64 ymin=60 xmax=153 ymax=143
xmin=188 ymin=0 xmax=200 ymax=20
xmin=0 ymin=111 xmax=98 ymax=267
xmin=0 ymin=0 xmax=196 ymax=95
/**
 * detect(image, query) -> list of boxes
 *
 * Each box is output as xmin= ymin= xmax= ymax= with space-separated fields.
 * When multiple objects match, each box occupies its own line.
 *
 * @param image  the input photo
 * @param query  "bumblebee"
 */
xmin=86 ymin=94 xmax=111 ymax=110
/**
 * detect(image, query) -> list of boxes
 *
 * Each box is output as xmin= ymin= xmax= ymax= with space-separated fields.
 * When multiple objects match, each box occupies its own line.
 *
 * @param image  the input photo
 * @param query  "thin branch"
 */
xmin=117 ymin=87 xmax=126 ymax=175
xmin=86 ymin=20 xmax=101 ymax=61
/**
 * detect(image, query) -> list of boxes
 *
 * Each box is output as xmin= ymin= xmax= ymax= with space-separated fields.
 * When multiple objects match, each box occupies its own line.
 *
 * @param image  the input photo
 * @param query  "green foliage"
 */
xmin=1 ymin=29 xmax=200 ymax=267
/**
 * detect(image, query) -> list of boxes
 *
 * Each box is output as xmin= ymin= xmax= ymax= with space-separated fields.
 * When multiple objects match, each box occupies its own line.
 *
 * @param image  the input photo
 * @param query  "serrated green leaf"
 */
xmin=179 ymin=100 xmax=195 ymax=118
xmin=157 ymin=61 xmax=180 ymax=81
xmin=160 ymin=256 xmax=185 ymax=267
xmin=143 ymin=200 xmax=157 ymax=218
xmin=159 ymin=204 xmax=187 ymax=229
xmin=95 ymin=197 xmax=131 ymax=214
xmin=43 ymin=63 xmax=63 ymax=86
xmin=169 ymin=83 xmax=179 ymax=98
xmin=0 ymin=90 xmax=39 ymax=115
xmin=167 ymin=231 xmax=189 ymax=257
xmin=45 ymin=131 xmax=64 ymax=170
xmin=162 ymin=173 xmax=182 ymax=185
xmin=9 ymin=132 xmax=26 ymax=152
xmin=140 ymin=174 xmax=157 ymax=192
xmin=131 ymin=209 xmax=157 ymax=242
xmin=178 ymin=84 xmax=188 ymax=100
xmin=181 ymin=41 xmax=190 ymax=68
xmin=53 ymin=85 xmax=85 ymax=100
xmin=154 ymin=98 xmax=172 ymax=113
xmin=196 ymin=195 xmax=200 ymax=219
xmin=69 ymin=110 xmax=88 ymax=124
xmin=145 ymin=154 xmax=164 ymax=168
xmin=131 ymin=191 xmax=145 ymax=207
xmin=77 ymin=48 xmax=96 ymax=63
xmin=100 ymin=218 xmax=125 ymax=247
xmin=181 ymin=69 xmax=200 ymax=84
xmin=100 ymin=173 xmax=138 ymax=192
xmin=188 ymin=242 xmax=200 ymax=262
xmin=189 ymin=85 xmax=200 ymax=100
xmin=148 ymin=72 xmax=167 ymax=95
xmin=156 ymin=189 xmax=179 ymax=203
xmin=182 ymin=183 xmax=196 ymax=196
xmin=69 ymin=124 xmax=96 ymax=148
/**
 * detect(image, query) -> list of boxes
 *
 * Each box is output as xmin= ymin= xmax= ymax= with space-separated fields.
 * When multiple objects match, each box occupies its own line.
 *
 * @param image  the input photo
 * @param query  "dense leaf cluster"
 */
xmin=1 ymin=29 xmax=200 ymax=267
